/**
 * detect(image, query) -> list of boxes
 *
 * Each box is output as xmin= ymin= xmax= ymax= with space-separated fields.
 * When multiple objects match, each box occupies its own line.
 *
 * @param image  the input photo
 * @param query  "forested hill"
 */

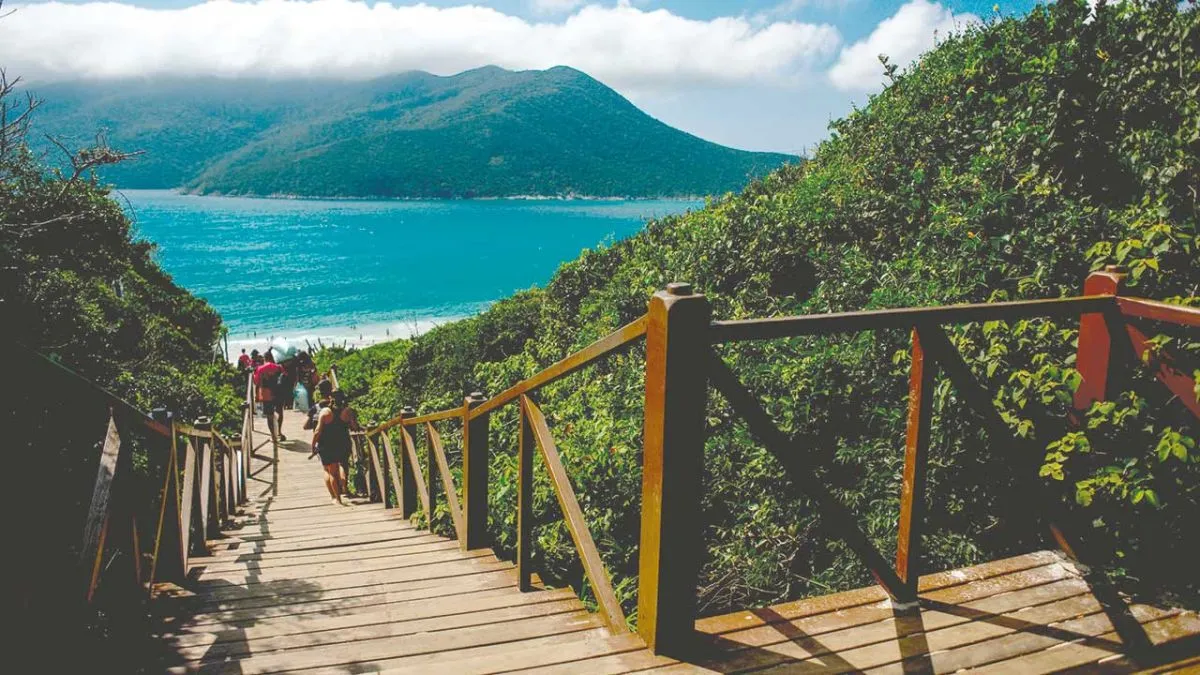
xmin=319 ymin=1 xmax=1199 ymax=619
xmin=27 ymin=66 xmax=795 ymax=198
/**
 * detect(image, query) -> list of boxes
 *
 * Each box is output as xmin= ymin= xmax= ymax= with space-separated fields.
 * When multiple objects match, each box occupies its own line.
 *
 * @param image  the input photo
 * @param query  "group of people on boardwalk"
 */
xmin=239 ymin=344 xmax=360 ymax=505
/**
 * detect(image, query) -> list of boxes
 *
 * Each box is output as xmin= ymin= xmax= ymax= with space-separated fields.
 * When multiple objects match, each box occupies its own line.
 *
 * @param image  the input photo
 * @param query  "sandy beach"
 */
xmin=225 ymin=315 xmax=466 ymax=362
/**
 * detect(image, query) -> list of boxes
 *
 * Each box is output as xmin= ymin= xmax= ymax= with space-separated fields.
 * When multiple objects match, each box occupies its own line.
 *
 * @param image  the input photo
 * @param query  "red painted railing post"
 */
xmin=462 ymin=391 xmax=490 ymax=550
xmin=638 ymin=282 xmax=710 ymax=655
xmin=1075 ymin=266 xmax=1127 ymax=411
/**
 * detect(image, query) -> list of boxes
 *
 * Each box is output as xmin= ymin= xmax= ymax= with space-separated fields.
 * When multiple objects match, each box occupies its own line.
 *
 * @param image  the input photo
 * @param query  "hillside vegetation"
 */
xmin=28 ymin=67 xmax=795 ymax=198
xmin=322 ymin=0 xmax=1200 ymax=621
xmin=2 ymin=69 xmax=239 ymax=666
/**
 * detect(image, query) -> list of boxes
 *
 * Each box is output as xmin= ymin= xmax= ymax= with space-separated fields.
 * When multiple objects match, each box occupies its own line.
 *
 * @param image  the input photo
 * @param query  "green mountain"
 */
xmin=28 ymin=67 xmax=795 ymax=198
xmin=320 ymin=1 xmax=1199 ymax=618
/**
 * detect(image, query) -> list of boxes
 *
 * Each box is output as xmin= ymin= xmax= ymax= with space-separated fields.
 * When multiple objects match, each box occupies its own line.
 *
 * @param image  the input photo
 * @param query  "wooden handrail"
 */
xmin=371 ymin=406 xmax=458 ymax=434
xmin=1118 ymin=297 xmax=1200 ymax=328
xmin=469 ymin=315 xmax=649 ymax=420
xmin=709 ymin=295 xmax=1114 ymax=342
xmin=366 ymin=316 xmax=649 ymax=433
xmin=521 ymin=395 xmax=627 ymax=631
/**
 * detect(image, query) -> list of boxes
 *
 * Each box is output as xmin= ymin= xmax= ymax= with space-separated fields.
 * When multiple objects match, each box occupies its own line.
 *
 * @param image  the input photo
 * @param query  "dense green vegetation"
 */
xmin=322 ymin=0 xmax=1200 ymax=623
xmin=2 ymin=68 xmax=239 ymax=669
xmin=29 ymin=67 xmax=795 ymax=199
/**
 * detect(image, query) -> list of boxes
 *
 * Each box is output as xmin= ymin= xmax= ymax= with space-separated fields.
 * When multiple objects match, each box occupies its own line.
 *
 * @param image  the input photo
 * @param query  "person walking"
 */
xmin=311 ymin=385 xmax=359 ymax=506
xmin=237 ymin=348 xmax=252 ymax=373
xmin=253 ymin=350 xmax=287 ymax=441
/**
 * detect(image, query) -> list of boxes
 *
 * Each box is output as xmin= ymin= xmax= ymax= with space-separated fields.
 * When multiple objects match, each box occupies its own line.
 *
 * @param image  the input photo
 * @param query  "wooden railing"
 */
xmin=26 ymin=349 xmax=251 ymax=607
xmin=348 ymin=314 xmax=650 ymax=632
xmin=345 ymin=270 xmax=1197 ymax=655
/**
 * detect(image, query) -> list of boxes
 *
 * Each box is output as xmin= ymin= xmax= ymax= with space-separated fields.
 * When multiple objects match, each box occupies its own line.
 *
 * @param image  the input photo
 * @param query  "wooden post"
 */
xmin=82 ymin=411 xmax=128 ymax=602
xmin=638 ymin=282 xmax=710 ymax=655
xmin=180 ymin=436 xmax=205 ymax=558
xmin=149 ymin=413 xmax=186 ymax=587
xmin=398 ymin=408 xmax=417 ymax=517
xmin=462 ymin=391 xmax=490 ymax=550
xmin=1075 ymin=266 xmax=1127 ymax=411
xmin=517 ymin=397 xmax=535 ymax=591
xmin=896 ymin=325 xmax=936 ymax=595
xmin=426 ymin=422 xmax=437 ymax=529
xmin=366 ymin=434 xmax=388 ymax=505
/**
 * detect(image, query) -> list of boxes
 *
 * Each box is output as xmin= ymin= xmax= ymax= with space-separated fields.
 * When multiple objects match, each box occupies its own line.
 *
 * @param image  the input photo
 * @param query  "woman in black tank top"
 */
xmin=313 ymin=390 xmax=357 ymax=506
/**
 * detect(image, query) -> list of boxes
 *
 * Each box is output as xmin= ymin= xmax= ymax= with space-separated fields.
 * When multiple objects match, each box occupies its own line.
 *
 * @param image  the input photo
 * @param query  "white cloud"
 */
xmin=0 ymin=0 xmax=841 ymax=92
xmin=827 ymin=0 xmax=977 ymax=91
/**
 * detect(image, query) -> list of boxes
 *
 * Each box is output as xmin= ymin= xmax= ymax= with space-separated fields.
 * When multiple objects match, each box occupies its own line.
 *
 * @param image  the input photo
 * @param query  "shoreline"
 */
xmin=225 ymin=315 xmax=469 ymax=362
xmin=141 ymin=188 xmax=708 ymax=203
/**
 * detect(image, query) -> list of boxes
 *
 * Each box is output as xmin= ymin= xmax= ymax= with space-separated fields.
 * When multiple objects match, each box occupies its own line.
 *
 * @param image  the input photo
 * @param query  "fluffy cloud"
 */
xmin=0 ymin=0 xmax=841 ymax=91
xmin=827 ymin=0 xmax=977 ymax=91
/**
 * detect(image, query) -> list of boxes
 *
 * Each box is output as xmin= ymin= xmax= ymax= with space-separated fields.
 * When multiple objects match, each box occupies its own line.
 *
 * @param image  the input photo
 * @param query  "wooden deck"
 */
xmin=151 ymin=411 xmax=1200 ymax=674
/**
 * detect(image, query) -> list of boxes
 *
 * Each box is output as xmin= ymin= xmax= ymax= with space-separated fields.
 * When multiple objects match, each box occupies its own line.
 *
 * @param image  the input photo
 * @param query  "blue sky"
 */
xmin=1 ymin=0 xmax=1046 ymax=154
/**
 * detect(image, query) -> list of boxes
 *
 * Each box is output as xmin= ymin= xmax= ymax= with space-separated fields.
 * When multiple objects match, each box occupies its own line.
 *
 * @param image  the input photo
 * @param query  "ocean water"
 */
xmin=121 ymin=190 xmax=699 ymax=350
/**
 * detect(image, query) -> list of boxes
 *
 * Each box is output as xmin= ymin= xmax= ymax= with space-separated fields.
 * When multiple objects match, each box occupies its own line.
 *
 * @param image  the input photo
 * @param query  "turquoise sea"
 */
xmin=122 ymin=190 xmax=699 ymax=350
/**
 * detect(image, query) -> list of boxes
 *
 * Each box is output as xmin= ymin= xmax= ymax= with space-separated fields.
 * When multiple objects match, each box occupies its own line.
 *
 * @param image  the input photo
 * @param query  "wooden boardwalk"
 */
xmin=151 ymin=410 xmax=1200 ymax=674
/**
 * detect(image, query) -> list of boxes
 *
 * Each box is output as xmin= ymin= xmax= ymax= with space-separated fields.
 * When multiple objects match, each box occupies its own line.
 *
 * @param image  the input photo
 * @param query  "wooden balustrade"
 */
xmin=45 ymin=267 xmax=1200 ymax=657
xmin=355 ymin=270 xmax=1195 ymax=656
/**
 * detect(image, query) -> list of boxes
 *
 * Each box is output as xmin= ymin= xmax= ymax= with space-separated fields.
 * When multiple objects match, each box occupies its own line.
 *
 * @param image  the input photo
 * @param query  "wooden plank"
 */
xmin=426 ymin=422 xmax=465 ymax=541
xmin=384 ymin=431 xmax=417 ymax=517
xmin=524 ymin=395 xmax=627 ymax=632
xmin=967 ymin=613 xmax=1200 ymax=674
xmin=695 ymin=550 xmax=1063 ymax=636
xmin=161 ymin=569 xmax=524 ymax=625
xmin=166 ymin=587 xmax=579 ymax=637
xmin=708 ymin=353 xmax=910 ymax=601
xmin=400 ymin=425 xmax=433 ymax=523
xmin=396 ymin=630 xmax=651 ymax=675
xmin=896 ymin=325 xmax=936 ymax=593
xmin=1119 ymin=296 xmax=1200 ymax=328
xmin=170 ymin=598 xmax=587 ymax=662
xmin=675 ymin=567 xmax=1087 ymax=672
xmin=82 ymin=412 xmax=124 ymax=602
xmin=859 ymin=601 xmax=1185 ymax=674
xmin=175 ymin=610 xmax=605 ymax=674
xmin=194 ymin=548 xmax=495 ymax=587
xmin=198 ymin=539 xmax=458 ymax=574
xmin=179 ymin=436 xmax=202 ymax=557
xmin=518 ymin=398 xmax=535 ymax=591
xmin=710 ymin=295 xmax=1114 ymax=343
xmin=469 ymin=314 xmax=650 ymax=419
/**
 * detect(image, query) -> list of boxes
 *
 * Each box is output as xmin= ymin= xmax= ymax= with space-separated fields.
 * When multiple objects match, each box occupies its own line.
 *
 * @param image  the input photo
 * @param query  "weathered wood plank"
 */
xmin=82 ymin=412 xmax=124 ymax=602
xmin=426 ymin=422 xmax=465 ymax=540
xmin=896 ymin=325 xmax=935 ymax=592
xmin=524 ymin=395 xmax=627 ymax=632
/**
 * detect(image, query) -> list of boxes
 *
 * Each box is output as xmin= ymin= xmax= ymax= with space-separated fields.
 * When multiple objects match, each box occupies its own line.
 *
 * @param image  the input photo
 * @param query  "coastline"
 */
xmin=166 ymin=187 xmax=709 ymax=202
xmin=225 ymin=314 xmax=469 ymax=363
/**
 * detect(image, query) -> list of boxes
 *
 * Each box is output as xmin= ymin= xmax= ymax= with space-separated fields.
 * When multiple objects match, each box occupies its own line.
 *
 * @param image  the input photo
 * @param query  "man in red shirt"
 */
xmin=253 ymin=351 xmax=287 ymax=441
